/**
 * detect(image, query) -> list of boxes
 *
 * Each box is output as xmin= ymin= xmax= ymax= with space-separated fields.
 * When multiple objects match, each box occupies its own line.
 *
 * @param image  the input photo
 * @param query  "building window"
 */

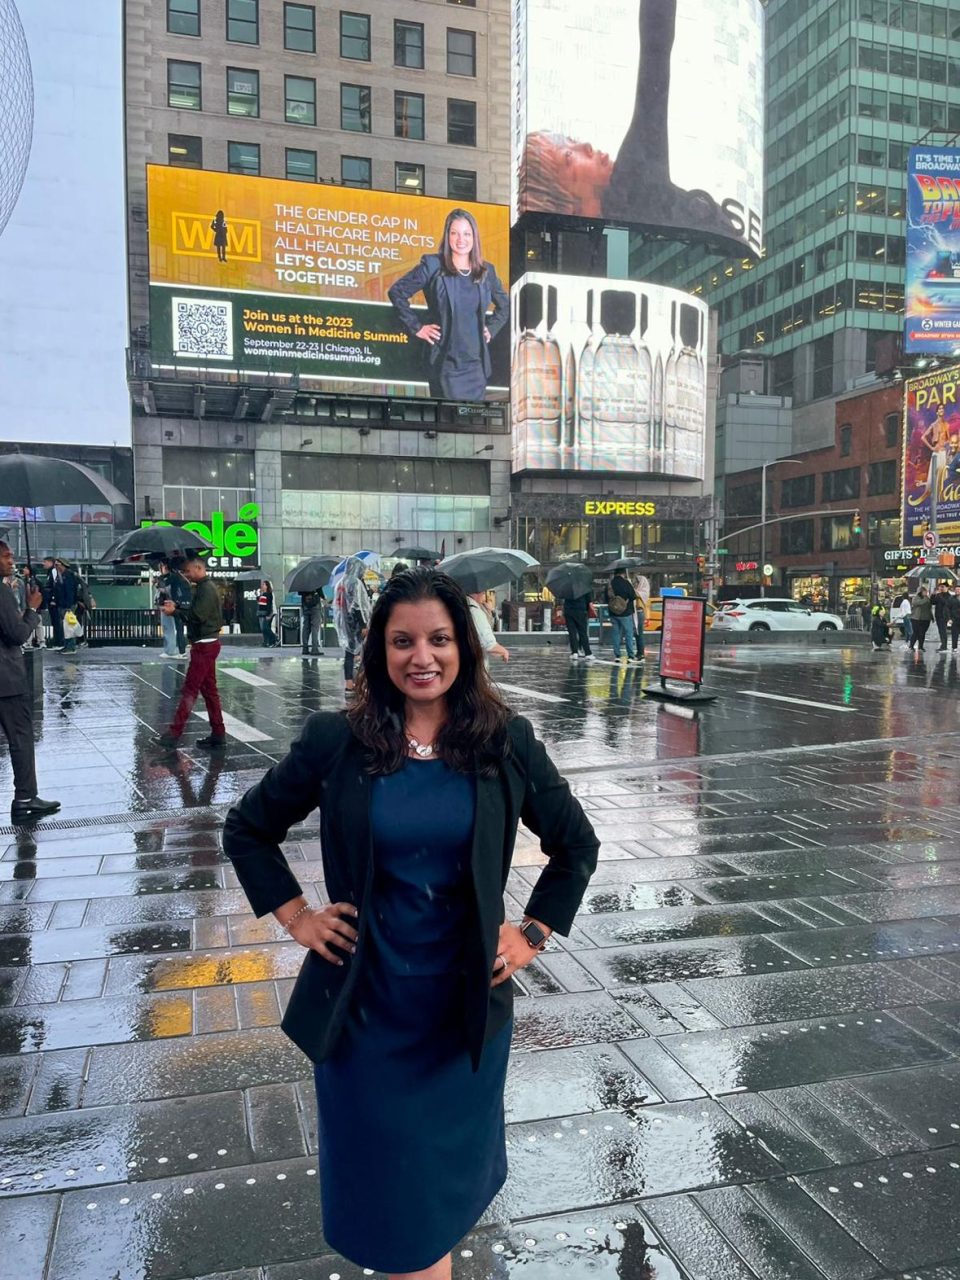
xmin=884 ymin=412 xmax=900 ymax=449
xmin=282 ymin=453 xmax=488 ymax=494
xmin=447 ymin=168 xmax=477 ymax=200
xmin=284 ymin=3 xmax=316 ymax=52
xmin=447 ymin=98 xmax=476 ymax=146
xmin=286 ymin=76 xmax=317 ymax=125
xmin=395 ymin=91 xmax=425 ymax=140
xmin=341 ymin=83 xmax=371 ymax=132
xmin=341 ymin=155 xmax=371 ymax=188
xmin=727 ymin=483 xmax=760 ymax=518
xmin=168 ymin=134 xmax=202 ymax=167
xmin=168 ymin=0 xmax=200 ymax=37
xmin=781 ymin=519 xmax=813 ymax=555
xmin=168 ymin=60 xmax=201 ymax=110
xmin=396 ymin=162 xmax=425 ymax=194
xmin=781 ymin=474 xmax=814 ymax=508
xmin=820 ymin=515 xmax=857 ymax=552
xmin=227 ymin=0 xmax=258 ymax=43
xmin=447 ymin=28 xmax=476 ymax=76
xmin=868 ymin=459 xmax=897 ymax=496
xmin=286 ymin=148 xmax=317 ymax=182
xmin=868 ymin=511 xmax=900 ymax=547
xmin=227 ymin=68 xmax=259 ymax=117
xmin=821 ymin=467 xmax=860 ymax=502
xmin=395 ymin=20 xmax=424 ymax=68
xmin=839 ymin=424 xmax=852 ymax=457
xmin=228 ymin=141 xmax=260 ymax=176
xmin=340 ymin=11 xmax=371 ymax=60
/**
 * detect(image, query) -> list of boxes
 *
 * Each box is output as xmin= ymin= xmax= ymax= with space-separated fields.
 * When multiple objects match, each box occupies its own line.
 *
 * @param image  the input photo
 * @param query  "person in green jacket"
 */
xmin=158 ymin=556 xmax=227 ymax=750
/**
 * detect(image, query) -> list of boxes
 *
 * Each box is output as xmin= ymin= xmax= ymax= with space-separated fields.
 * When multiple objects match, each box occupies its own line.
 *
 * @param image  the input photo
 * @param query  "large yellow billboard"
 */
xmin=147 ymin=167 xmax=510 ymax=400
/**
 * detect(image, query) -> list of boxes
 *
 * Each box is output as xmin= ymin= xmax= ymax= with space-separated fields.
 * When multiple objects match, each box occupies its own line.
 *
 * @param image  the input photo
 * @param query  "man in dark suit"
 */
xmin=0 ymin=541 xmax=60 ymax=820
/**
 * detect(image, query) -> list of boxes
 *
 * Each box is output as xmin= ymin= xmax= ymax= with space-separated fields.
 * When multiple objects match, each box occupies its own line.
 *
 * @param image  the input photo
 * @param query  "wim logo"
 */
xmin=172 ymin=211 xmax=261 ymax=262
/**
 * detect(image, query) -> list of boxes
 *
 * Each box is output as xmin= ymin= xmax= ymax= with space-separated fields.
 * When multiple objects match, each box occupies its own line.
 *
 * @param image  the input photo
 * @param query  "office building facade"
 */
xmin=124 ymin=0 xmax=511 ymax=587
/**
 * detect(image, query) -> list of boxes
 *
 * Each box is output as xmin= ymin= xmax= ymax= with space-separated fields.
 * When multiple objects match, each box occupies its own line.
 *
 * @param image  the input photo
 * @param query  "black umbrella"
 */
xmin=0 ymin=453 xmax=131 ymax=567
xmin=232 ymin=569 xmax=265 ymax=583
xmin=607 ymin=557 xmax=641 ymax=570
xmin=438 ymin=547 xmax=539 ymax=593
xmin=99 ymin=525 xmax=215 ymax=564
xmin=393 ymin=545 xmax=438 ymax=561
xmin=285 ymin=556 xmax=339 ymax=594
xmin=545 ymin=562 xmax=594 ymax=599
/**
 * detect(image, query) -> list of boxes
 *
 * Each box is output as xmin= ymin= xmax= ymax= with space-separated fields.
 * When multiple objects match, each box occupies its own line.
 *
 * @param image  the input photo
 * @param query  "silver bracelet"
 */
xmin=282 ymin=902 xmax=312 ymax=934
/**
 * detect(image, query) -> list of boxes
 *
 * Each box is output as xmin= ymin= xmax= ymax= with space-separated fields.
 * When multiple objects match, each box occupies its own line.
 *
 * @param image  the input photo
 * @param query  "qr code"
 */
xmin=172 ymin=297 xmax=234 ymax=359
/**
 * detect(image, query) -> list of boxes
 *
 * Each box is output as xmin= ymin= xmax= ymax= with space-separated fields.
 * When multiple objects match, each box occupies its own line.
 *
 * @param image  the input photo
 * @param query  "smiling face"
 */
xmin=384 ymin=598 xmax=461 ymax=708
xmin=447 ymin=217 xmax=475 ymax=261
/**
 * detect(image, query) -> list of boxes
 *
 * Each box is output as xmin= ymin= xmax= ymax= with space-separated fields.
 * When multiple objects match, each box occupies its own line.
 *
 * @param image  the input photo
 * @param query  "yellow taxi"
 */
xmin=643 ymin=598 xmax=716 ymax=633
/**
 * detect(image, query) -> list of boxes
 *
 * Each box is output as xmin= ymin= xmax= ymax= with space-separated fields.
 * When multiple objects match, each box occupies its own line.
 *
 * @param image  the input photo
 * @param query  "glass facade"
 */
xmin=631 ymin=0 xmax=960 ymax=402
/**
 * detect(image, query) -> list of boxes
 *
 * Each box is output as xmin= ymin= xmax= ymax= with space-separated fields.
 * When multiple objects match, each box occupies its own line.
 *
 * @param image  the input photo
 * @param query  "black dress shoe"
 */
xmin=11 ymin=796 xmax=61 ymax=819
xmin=196 ymin=734 xmax=227 ymax=749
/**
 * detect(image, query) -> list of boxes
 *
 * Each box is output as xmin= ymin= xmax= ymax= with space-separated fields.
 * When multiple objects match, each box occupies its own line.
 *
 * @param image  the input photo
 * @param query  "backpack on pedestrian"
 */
xmin=606 ymin=585 xmax=630 ymax=616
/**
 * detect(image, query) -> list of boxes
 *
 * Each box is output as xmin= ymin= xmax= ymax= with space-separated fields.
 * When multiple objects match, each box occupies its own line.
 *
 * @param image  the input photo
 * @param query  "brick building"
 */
xmin=722 ymin=381 xmax=904 ymax=611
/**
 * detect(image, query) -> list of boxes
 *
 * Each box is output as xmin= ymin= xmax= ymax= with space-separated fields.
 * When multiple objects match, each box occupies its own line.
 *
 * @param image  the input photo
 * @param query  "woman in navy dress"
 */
xmin=388 ymin=208 xmax=508 ymax=402
xmin=224 ymin=569 xmax=599 ymax=1279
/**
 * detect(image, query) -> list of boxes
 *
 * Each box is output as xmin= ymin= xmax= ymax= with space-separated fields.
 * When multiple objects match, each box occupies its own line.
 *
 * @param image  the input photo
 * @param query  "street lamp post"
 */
xmin=760 ymin=457 xmax=803 ymax=597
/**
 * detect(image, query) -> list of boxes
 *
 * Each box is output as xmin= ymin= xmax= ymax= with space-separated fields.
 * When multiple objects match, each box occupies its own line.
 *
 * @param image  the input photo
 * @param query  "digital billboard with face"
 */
xmin=146 ymin=167 xmax=510 ymax=401
xmin=902 ymin=365 xmax=960 ymax=549
xmin=512 ymin=0 xmax=765 ymax=256
xmin=905 ymin=147 xmax=960 ymax=355
xmin=511 ymin=272 xmax=708 ymax=477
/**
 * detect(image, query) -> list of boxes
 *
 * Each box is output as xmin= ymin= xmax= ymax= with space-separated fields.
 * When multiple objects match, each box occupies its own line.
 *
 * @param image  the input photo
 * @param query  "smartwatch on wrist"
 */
xmin=520 ymin=918 xmax=549 ymax=950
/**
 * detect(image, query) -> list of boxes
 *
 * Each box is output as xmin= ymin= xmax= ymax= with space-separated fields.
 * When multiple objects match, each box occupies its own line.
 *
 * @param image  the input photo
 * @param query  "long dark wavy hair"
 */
xmin=438 ymin=207 xmax=487 ymax=282
xmin=347 ymin=567 xmax=510 ymax=776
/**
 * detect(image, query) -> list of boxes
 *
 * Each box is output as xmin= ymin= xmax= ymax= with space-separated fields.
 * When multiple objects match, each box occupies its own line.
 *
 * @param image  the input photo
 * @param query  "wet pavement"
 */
xmin=2 ymin=639 xmax=960 ymax=1277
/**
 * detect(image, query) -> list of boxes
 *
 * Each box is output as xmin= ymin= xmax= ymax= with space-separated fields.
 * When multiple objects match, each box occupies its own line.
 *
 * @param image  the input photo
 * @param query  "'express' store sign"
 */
xmin=583 ymin=500 xmax=657 ymax=517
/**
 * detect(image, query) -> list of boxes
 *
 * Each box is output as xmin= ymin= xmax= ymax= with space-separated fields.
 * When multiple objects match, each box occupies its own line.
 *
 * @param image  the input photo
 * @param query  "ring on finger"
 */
xmin=495 ymin=954 xmax=509 ymax=973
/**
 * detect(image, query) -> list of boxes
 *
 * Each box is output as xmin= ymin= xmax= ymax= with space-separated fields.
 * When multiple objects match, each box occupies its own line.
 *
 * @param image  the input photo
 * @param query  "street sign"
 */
xmin=923 ymin=530 xmax=940 ymax=550
xmin=716 ymin=548 xmax=730 ymax=556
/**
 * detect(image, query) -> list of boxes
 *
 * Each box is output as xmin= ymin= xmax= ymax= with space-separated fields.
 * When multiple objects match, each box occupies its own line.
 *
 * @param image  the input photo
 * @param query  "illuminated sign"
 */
xmin=512 ymin=0 xmax=765 ymax=257
xmin=735 ymin=560 xmax=759 ymax=571
xmin=140 ymin=503 xmax=260 ymax=569
xmin=583 ymin=500 xmax=657 ymax=517
xmin=901 ymin=365 xmax=960 ymax=550
xmin=147 ymin=166 xmax=509 ymax=401
xmin=906 ymin=147 xmax=960 ymax=354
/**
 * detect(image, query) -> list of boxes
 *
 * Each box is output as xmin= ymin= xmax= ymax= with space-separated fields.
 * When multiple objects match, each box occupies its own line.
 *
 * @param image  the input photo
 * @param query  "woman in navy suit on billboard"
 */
xmin=388 ymin=208 xmax=508 ymax=402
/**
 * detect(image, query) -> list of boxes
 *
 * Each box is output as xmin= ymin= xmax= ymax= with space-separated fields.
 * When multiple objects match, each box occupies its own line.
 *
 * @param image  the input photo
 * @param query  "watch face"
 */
xmin=523 ymin=921 xmax=547 ymax=948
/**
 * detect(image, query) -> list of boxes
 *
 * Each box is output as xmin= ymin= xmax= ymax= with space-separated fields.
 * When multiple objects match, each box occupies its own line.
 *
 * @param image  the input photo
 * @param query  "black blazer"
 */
xmin=388 ymin=253 xmax=509 ymax=381
xmin=223 ymin=711 xmax=598 ymax=1070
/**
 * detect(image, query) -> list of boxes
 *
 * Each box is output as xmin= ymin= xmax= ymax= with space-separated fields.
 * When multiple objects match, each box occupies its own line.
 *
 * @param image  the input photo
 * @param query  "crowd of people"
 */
xmin=1 ymin=554 xmax=95 ymax=654
xmin=869 ymin=584 xmax=960 ymax=653
xmin=558 ymin=567 xmax=649 ymax=664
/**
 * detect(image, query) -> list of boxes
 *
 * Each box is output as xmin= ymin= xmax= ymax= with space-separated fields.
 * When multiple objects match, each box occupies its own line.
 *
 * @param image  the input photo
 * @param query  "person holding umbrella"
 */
xmin=157 ymin=554 xmax=227 ymax=750
xmin=545 ymin=563 xmax=595 ymax=662
xmin=0 ymin=540 xmax=60 ymax=819
xmin=333 ymin=556 xmax=372 ymax=692
xmin=466 ymin=590 xmax=510 ymax=665
xmin=222 ymin=566 xmax=598 ymax=1280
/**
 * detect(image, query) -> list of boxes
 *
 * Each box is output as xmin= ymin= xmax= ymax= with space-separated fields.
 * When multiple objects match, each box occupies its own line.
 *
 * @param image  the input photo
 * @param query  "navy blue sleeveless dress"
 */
xmin=313 ymin=758 xmax=512 ymax=1274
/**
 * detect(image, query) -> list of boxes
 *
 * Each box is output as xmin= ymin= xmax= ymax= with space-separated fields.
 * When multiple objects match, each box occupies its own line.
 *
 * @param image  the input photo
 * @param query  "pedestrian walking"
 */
xmin=333 ymin=557 xmax=372 ymax=692
xmin=223 ymin=567 xmax=599 ymax=1280
xmin=563 ymin=590 xmax=594 ymax=661
xmin=934 ymin=584 xmax=951 ymax=651
xmin=55 ymin=560 xmax=80 ymax=654
xmin=950 ymin=587 xmax=960 ymax=651
xmin=257 ymin=580 xmax=278 ymax=648
xmin=467 ymin=590 xmax=510 ymax=665
xmin=74 ymin=570 xmax=95 ymax=647
xmin=20 ymin=567 xmax=45 ymax=649
xmin=42 ymin=556 xmax=63 ymax=649
xmin=910 ymin=587 xmax=933 ymax=651
xmin=0 ymin=540 xmax=60 ymax=820
xmin=156 ymin=560 xmax=190 ymax=657
xmin=605 ymin=568 xmax=641 ymax=662
xmin=300 ymin=589 xmax=324 ymax=656
xmin=157 ymin=555 xmax=226 ymax=750
xmin=895 ymin=593 xmax=913 ymax=646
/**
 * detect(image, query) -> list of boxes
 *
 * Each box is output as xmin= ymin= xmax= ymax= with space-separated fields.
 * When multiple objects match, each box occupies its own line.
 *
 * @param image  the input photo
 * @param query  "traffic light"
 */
xmin=696 ymin=555 xmax=706 ymax=571
xmin=852 ymin=509 xmax=862 ymax=535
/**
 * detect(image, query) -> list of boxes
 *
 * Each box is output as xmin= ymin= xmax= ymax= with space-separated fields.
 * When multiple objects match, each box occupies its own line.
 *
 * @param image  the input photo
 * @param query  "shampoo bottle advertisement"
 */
xmin=511 ymin=272 xmax=707 ymax=478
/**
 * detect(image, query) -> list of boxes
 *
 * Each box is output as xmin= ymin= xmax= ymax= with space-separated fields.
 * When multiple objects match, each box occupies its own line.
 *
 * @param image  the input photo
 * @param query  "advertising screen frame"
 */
xmin=146 ymin=165 xmax=510 ymax=401
xmin=901 ymin=364 xmax=960 ymax=550
xmin=511 ymin=0 xmax=765 ymax=258
xmin=905 ymin=146 xmax=960 ymax=356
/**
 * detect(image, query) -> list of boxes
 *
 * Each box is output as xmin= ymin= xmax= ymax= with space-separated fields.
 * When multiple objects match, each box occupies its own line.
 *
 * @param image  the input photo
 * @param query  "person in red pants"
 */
xmin=157 ymin=556 xmax=226 ymax=751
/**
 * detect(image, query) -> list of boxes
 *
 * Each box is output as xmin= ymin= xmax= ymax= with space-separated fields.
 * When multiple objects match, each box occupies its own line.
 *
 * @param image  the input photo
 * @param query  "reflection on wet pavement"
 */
xmin=2 ymin=642 xmax=960 ymax=1276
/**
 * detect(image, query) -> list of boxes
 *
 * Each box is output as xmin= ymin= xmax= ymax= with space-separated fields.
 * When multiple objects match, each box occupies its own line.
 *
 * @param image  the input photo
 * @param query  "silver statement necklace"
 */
xmin=407 ymin=736 xmax=435 ymax=758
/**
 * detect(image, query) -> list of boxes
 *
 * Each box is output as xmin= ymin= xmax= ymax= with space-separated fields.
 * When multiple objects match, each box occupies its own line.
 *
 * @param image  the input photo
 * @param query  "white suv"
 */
xmin=712 ymin=598 xmax=845 ymax=633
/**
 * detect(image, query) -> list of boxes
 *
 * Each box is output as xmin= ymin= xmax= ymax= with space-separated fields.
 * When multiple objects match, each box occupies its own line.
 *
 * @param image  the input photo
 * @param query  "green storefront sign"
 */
xmin=140 ymin=504 xmax=260 ymax=570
